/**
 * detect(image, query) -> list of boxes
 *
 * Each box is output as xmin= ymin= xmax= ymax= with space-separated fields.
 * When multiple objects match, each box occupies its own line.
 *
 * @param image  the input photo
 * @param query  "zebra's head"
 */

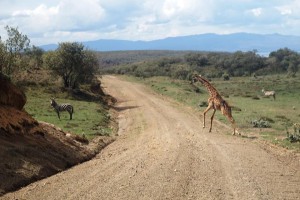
xmin=50 ymin=98 xmax=57 ymax=107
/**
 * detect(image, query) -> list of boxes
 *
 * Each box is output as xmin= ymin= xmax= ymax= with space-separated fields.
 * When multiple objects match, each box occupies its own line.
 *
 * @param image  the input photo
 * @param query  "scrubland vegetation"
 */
xmin=0 ymin=26 xmax=112 ymax=139
xmin=102 ymin=48 xmax=299 ymax=79
xmin=99 ymin=49 xmax=300 ymax=150
xmin=1 ymin=25 xmax=300 ymax=149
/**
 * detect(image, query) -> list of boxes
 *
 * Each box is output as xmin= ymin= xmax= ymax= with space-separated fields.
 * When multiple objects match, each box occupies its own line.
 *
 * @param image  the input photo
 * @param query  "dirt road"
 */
xmin=3 ymin=75 xmax=300 ymax=200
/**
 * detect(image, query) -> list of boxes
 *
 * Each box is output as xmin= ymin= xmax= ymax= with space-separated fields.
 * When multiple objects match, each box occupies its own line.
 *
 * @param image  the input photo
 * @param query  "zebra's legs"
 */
xmin=68 ymin=110 xmax=73 ymax=120
xmin=56 ymin=111 xmax=60 ymax=120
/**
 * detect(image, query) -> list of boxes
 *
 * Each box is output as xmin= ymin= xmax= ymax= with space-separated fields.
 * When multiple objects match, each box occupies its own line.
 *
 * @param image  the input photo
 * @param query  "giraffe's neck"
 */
xmin=195 ymin=76 xmax=219 ymax=97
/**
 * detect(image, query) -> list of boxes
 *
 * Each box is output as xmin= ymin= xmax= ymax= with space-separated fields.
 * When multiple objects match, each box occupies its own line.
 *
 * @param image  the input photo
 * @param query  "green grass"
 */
xmin=24 ymin=86 xmax=112 ymax=139
xmin=122 ymin=75 xmax=300 ymax=151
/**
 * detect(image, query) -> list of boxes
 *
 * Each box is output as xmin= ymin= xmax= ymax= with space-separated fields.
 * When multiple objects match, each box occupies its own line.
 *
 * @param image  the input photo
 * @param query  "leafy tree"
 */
xmin=286 ymin=54 xmax=300 ymax=76
xmin=81 ymin=50 xmax=99 ymax=84
xmin=171 ymin=64 xmax=191 ymax=79
xmin=0 ymin=38 xmax=7 ymax=74
xmin=4 ymin=26 xmax=30 ymax=75
xmin=49 ymin=42 xmax=98 ymax=89
xmin=268 ymin=48 xmax=299 ymax=73
xmin=185 ymin=53 xmax=208 ymax=67
xmin=25 ymin=45 xmax=44 ymax=68
xmin=43 ymin=50 xmax=59 ymax=69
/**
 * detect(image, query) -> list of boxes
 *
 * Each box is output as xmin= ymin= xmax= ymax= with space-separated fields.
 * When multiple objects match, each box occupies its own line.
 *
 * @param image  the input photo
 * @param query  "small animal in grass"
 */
xmin=261 ymin=89 xmax=276 ymax=100
xmin=50 ymin=98 xmax=74 ymax=120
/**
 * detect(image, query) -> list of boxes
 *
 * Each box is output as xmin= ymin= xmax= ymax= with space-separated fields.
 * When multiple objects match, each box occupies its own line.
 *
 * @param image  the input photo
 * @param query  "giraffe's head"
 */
xmin=190 ymin=74 xmax=201 ymax=84
xmin=221 ymin=100 xmax=232 ymax=117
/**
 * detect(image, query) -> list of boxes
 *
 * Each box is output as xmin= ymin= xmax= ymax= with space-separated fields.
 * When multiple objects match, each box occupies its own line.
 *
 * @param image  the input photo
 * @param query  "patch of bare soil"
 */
xmin=0 ymin=107 xmax=114 ymax=196
xmin=2 ymin=75 xmax=300 ymax=200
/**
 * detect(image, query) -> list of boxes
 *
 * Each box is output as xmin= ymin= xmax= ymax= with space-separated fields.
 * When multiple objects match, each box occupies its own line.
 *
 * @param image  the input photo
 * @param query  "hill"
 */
xmin=41 ymin=33 xmax=300 ymax=54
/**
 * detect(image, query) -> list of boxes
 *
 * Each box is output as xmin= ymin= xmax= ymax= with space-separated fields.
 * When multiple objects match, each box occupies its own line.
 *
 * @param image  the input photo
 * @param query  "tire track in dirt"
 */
xmin=2 ymin=75 xmax=300 ymax=200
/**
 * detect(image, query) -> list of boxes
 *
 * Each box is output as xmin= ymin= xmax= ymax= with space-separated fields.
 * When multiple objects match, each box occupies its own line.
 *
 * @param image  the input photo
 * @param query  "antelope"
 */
xmin=262 ymin=89 xmax=276 ymax=100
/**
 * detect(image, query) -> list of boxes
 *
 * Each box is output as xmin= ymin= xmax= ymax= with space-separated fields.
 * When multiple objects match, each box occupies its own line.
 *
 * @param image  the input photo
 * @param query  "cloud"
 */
xmin=13 ymin=0 xmax=105 ymax=31
xmin=58 ymin=0 xmax=105 ymax=29
xmin=10 ymin=4 xmax=59 ymax=33
xmin=12 ymin=4 xmax=58 ymax=18
xmin=276 ymin=0 xmax=300 ymax=17
xmin=0 ymin=0 xmax=106 ymax=43
xmin=250 ymin=8 xmax=262 ymax=17
xmin=113 ymin=0 xmax=217 ymax=40
xmin=1 ymin=0 xmax=300 ymax=45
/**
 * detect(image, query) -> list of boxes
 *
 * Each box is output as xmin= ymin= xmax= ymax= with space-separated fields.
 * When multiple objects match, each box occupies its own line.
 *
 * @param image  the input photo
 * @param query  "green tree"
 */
xmin=81 ymin=50 xmax=99 ymax=84
xmin=25 ymin=45 xmax=44 ymax=69
xmin=0 ymin=38 xmax=8 ymax=74
xmin=171 ymin=64 xmax=190 ymax=79
xmin=43 ymin=50 xmax=59 ymax=69
xmin=268 ymin=48 xmax=299 ymax=73
xmin=185 ymin=53 xmax=208 ymax=67
xmin=50 ymin=42 xmax=98 ymax=89
xmin=287 ymin=54 xmax=300 ymax=76
xmin=4 ymin=26 xmax=30 ymax=75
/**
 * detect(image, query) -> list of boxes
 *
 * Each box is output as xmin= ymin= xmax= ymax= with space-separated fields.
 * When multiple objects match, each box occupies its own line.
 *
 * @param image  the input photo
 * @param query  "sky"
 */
xmin=0 ymin=0 xmax=300 ymax=46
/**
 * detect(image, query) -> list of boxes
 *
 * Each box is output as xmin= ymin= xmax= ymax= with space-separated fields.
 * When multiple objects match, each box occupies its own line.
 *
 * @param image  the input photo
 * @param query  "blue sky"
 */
xmin=0 ymin=0 xmax=299 ymax=45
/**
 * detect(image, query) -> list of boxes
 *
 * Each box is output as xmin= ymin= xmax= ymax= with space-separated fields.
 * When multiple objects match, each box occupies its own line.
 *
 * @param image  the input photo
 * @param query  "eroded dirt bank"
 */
xmin=2 ymin=75 xmax=300 ymax=200
xmin=0 ymin=74 xmax=114 ymax=196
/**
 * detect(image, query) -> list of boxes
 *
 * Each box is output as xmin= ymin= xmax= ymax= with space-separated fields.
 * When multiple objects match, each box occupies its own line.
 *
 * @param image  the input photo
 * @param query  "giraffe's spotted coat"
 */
xmin=192 ymin=74 xmax=239 ymax=135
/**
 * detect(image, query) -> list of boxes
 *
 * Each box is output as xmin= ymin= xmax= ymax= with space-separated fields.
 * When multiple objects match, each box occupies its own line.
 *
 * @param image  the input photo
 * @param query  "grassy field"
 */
xmin=123 ymin=75 xmax=300 ymax=151
xmin=24 ymin=86 xmax=112 ymax=139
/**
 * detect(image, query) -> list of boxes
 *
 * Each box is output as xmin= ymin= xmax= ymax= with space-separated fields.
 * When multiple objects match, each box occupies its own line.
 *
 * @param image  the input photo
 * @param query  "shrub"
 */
xmin=222 ymin=73 xmax=230 ymax=81
xmin=286 ymin=123 xmax=300 ymax=142
xmin=251 ymin=118 xmax=271 ymax=128
xmin=252 ymin=96 xmax=260 ymax=100
xmin=198 ymin=101 xmax=208 ymax=107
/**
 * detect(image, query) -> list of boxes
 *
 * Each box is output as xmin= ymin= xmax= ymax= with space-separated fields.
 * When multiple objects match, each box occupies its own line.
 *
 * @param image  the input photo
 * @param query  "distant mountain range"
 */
xmin=40 ymin=33 xmax=300 ymax=54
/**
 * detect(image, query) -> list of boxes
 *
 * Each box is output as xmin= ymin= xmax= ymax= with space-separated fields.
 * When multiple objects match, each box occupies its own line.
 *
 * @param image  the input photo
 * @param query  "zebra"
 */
xmin=50 ymin=98 xmax=74 ymax=120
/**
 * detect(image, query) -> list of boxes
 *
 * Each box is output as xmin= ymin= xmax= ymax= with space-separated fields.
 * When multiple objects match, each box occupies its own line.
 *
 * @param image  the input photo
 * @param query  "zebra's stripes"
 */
xmin=50 ymin=98 xmax=74 ymax=120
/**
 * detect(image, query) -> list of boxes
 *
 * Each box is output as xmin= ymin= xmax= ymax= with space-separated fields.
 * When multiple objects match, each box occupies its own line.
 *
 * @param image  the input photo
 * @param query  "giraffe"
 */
xmin=191 ymin=74 xmax=240 ymax=135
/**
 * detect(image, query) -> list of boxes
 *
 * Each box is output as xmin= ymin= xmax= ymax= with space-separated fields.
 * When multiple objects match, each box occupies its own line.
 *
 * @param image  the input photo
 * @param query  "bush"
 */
xmin=198 ymin=101 xmax=208 ymax=107
xmin=286 ymin=123 xmax=300 ymax=143
xmin=222 ymin=73 xmax=230 ymax=81
xmin=252 ymin=96 xmax=260 ymax=100
xmin=286 ymin=133 xmax=300 ymax=143
xmin=251 ymin=118 xmax=271 ymax=128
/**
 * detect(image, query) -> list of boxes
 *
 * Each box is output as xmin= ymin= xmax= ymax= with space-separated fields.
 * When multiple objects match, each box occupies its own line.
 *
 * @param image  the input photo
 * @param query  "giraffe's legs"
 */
xmin=232 ymin=127 xmax=241 ymax=135
xmin=232 ymin=124 xmax=237 ymax=135
xmin=227 ymin=116 xmax=240 ymax=135
xmin=203 ymin=104 xmax=213 ymax=129
xmin=209 ymin=109 xmax=216 ymax=132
